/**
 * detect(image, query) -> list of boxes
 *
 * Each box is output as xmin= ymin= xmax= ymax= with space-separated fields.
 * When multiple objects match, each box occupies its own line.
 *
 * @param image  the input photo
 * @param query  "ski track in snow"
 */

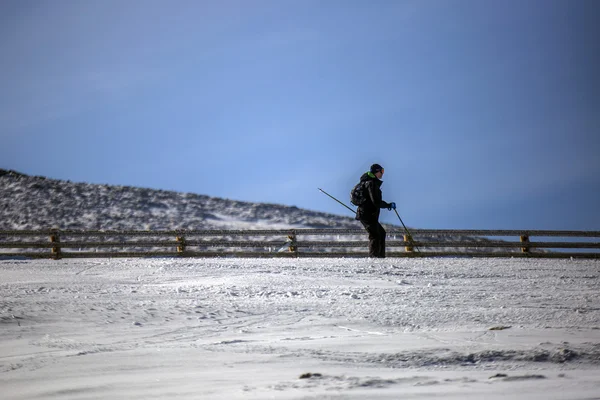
xmin=1 ymin=257 xmax=599 ymax=399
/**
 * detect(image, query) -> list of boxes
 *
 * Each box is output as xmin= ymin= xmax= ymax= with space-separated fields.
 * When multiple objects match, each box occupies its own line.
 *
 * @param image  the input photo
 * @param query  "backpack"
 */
xmin=350 ymin=181 xmax=367 ymax=206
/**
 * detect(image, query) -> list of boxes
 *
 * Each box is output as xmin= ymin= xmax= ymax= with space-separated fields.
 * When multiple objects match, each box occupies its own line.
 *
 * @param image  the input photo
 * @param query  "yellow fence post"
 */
xmin=404 ymin=234 xmax=413 ymax=253
xmin=49 ymin=228 xmax=61 ymax=260
xmin=520 ymin=235 xmax=530 ymax=253
xmin=176 ymin=235 xmax=186 ymax=254
xmin=288 ymin=230 xmax=298 ymax=257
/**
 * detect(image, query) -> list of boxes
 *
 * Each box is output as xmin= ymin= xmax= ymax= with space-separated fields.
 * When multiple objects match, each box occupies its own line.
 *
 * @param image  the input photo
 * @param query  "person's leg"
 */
xmin=378 ymin=223 xmax=386 ymax=258
xmin=360 ymin=219 xmax=381 ymax=257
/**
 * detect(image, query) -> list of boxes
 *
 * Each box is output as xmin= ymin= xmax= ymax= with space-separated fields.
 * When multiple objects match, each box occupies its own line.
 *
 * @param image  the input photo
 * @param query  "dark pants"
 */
xmin=360 ymin=219 xmax=386 ymax=258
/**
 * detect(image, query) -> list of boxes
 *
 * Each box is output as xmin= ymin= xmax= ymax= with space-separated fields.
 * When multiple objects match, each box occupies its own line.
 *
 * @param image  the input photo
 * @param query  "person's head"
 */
xmin=370 ymin=163 xmax=384 ymax=179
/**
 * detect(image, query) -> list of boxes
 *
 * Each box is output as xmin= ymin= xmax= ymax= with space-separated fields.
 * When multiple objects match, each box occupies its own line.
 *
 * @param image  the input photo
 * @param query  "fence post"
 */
xmin=404 ymin=234 xmax=414 ymax=253
xmin=520 ymin=234 xmax=530 ymax=253
xmin=176 ymin=235 xmax=186 ymax=254
xmin=288 ymin=230 xmax=298 ymax=257
xmin=50 ymin=228 xmax=62 ymax=260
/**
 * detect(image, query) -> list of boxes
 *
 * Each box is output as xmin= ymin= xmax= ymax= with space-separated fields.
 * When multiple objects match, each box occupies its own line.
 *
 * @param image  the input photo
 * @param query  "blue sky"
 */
xmin=1 ymin=0 xmax=599 ymax=230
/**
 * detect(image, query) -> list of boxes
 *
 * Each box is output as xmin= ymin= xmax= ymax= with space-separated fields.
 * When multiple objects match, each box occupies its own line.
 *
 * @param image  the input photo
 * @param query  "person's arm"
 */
xmin=380 ymin=200 xmax=390 ymax=209
xmin=368 ymin=183 xmax=387 ymax=209
xmin=366 ymin=182 xmax=379 ymax=207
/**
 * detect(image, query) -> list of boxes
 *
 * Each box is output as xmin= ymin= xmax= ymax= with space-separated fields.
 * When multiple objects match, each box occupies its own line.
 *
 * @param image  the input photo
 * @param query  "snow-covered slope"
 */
xmin=0 ymin=169 xmax=529 ymax=255
xmin=0 ymin=169 xmax=358 ymax=231
xmin=2 ymin=257 xmax=599 ymax=399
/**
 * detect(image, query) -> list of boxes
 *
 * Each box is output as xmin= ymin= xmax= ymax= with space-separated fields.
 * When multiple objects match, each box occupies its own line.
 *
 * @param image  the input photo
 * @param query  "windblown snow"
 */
xmin=1 ymin=257 xmax=599 ymax=399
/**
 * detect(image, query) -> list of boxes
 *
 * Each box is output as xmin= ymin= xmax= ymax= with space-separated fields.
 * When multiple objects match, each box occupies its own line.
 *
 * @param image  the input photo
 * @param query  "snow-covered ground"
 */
xmin=1 ymin=257 xmax=599 ymax=399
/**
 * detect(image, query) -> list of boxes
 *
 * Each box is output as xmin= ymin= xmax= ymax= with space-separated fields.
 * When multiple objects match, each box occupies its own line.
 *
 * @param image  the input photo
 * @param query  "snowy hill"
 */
xmin=1 ymin=169 xmax=529 ymax=256
xmin=0 ymin=169 xmax=359 ymax=231
xmin=0 ymin=169 xmax=523 ymax=255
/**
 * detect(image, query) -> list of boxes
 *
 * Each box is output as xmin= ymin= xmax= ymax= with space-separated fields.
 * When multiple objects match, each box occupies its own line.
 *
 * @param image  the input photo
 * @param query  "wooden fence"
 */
xmin=0 ymin=228 xmax=599 ymax=259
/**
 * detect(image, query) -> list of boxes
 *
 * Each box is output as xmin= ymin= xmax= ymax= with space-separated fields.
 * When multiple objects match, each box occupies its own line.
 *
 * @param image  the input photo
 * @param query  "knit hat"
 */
xmin=370 ymin=164 xmax=383 ymax=173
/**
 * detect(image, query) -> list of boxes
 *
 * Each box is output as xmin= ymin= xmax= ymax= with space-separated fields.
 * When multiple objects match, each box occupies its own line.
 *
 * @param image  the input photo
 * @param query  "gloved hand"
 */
xmin=388 ymin=202 xmax=396 ymax=211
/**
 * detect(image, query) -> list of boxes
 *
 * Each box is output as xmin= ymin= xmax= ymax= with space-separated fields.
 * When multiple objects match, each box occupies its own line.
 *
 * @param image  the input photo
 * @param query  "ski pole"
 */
xmin=318 ymin=188 xmax=356 ymax=214
xmin=394 ymin=209 xmax=420 ymax=253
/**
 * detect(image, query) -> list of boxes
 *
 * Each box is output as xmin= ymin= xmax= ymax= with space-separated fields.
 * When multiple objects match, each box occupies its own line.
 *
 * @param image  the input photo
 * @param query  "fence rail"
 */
xmin=0 ymin=228 xmax=599 ymax=259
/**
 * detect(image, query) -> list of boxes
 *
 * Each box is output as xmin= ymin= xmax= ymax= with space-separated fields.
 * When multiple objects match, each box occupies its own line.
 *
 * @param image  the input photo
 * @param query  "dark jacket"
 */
xmin=355 ymin=172 xmax=391 ymax=222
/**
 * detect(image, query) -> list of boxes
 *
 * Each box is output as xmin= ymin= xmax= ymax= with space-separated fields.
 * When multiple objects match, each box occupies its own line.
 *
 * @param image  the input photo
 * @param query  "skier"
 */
xmin=355 ymin=164 xmax=396 ymax=258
